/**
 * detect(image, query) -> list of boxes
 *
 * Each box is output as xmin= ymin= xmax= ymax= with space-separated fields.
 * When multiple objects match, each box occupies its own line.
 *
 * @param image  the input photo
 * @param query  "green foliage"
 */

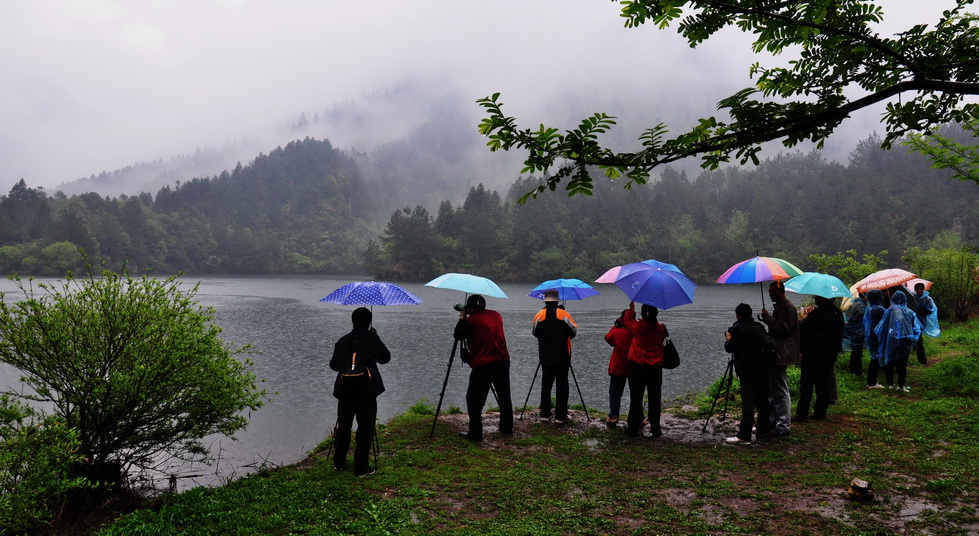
xmin=478 ymin=0 xmax=979 ymax=200
xmin=808 ymin=249 xmax=887 ymax=283
xmin=0 ymin=395 xmax=87 ymax=535
xmin=905 ymin=120 xmax=979 ymax=186
xmin=904 ymin=240 xmax=979 ymax=320
xmin=0 ymin=267 xmax=266 ymax=487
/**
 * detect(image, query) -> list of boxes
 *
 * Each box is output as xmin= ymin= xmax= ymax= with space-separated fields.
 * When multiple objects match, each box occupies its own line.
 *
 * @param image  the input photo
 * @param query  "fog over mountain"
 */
xmin=2 ymin=0 xmax=953 ymax=201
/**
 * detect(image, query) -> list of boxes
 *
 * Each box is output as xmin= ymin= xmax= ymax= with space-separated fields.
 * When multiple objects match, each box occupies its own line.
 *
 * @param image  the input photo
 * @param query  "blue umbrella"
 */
xmin=320 ymin=281 xmax=423 ymax=307
xmin=528 ymin=278 xmax=600 ymax=301
xmin=424 ymin=273 xmax=508 ymax=299
xmin=595 ymin=259 xmax=682 ymax=283
xmin=784 ymin=272 xmax=852 ymax=299
xmin=614 ymin=263 xmax=697 ymax=309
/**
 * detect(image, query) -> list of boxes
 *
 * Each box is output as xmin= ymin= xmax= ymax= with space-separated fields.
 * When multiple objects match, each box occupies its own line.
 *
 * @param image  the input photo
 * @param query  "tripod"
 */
xmin=518 ymin=362 xmax=590 ymax=422
xmin=429 ymin=338 xmax=499 ymax=437
xmin=702 ymin=357 xmax=736 ymax=432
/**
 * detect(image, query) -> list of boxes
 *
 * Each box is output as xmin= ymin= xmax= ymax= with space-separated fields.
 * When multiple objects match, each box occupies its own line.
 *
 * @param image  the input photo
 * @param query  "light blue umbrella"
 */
xmin=528 ymin=278 xmax=599 ymax=301
xmin=614 ymin=263 xmax=697 ymax=309
xmin=320 ymin=281 xmax=423 ymax=307
xmin=784 ymin=272 xmax=852 ymax=299
xmin=424 ymin=273 xmax=508 ymax=299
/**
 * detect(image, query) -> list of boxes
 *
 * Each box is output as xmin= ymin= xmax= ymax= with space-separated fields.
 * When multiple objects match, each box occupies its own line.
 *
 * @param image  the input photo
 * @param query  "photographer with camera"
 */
xmin=532 ymin=289 xmax=578 ymax=424
xmin=724 ymin=303 xmax=772 ymax=444
xmin=453 ymin=294 xmax=513 ymax=442
xmin=329 ymin=307 xmax=391 ymax=477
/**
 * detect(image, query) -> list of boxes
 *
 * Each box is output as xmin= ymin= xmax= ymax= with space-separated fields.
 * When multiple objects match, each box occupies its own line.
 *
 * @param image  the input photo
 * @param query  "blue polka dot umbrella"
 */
xmin=320 ymin=281 xmax=423 ymax=308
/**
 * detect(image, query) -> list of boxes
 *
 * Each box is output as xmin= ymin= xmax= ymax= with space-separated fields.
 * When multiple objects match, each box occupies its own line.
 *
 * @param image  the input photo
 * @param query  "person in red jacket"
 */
xmin=453 ymin=294 xmax=513 ymax=442
xmin=623 ymin=302 xmax=666 ymax=438
xmin=604 ymin=310 xmax=632 ymax=426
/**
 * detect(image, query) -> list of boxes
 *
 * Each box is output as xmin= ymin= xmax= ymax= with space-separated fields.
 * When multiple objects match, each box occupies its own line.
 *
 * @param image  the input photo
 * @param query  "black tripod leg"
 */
xmin=429 ymin=339 xmax=459 ymax=438
xmin=326 ymin=417 xmax=339 ymax=459
xmin=371 ymin=424 xmax=380 ymax=470
xmin=702 ymin=359 xmax=735 ymax=432
xmin=719 ymin=360 xmax=736 ymax=421
xmin=519 ymin=363 xmax=541 ymax=420
xmin=569 ymin=364 xmax=590 ymax=422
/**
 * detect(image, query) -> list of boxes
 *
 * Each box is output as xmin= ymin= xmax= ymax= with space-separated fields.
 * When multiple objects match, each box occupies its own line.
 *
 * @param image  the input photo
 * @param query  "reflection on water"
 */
xmin=0 ymin=275 xmax=772 ymax=489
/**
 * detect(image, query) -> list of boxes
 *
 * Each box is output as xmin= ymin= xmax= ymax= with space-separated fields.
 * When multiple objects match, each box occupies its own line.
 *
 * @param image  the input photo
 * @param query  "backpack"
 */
xmin=753 ymin=323 xmax=778 ymax=364
xmin=340 ymin=351 xmax=373 ymax=386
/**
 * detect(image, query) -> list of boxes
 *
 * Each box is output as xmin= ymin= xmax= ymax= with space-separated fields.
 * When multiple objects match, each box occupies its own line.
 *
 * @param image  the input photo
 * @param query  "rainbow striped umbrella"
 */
xmin=717 ymin=256 xmax=804 ymax=284
xmin=717 ymin=256 xmax=804 ymax=308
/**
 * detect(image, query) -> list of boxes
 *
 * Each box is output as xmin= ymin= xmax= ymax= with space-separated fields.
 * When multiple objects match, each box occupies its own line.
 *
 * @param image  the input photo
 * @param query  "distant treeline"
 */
xmin=1 ymin=134 xmax=977 ymax=280
xmin=0 ymin=138 xmax=375 ymax=275
xmin=367 ymin=134 xmax=979 ymax=283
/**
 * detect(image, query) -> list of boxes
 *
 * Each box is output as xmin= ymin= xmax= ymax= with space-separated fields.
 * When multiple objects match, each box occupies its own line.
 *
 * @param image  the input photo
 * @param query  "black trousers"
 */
xmin=333 ymin=393 xmax=377 ymax=473
xmin=736 ymin=364 xmax=770 ymax=440
xmin=797 ymin=354 xmax=836 ymax=418
xmin=539 ymin=363 xmax=570 ymax=420
xmin=627 ymin=364 xmax=662 ymax=436
xmin=466 ymin=360 xmax=513 ymax=439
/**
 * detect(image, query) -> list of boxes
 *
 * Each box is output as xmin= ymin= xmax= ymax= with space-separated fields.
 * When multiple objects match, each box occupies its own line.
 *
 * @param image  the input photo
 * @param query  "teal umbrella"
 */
xmin=424 ymin=273 xmax=508 ymax=299
xmin=784 ymin=272 xmax=852 ymax=299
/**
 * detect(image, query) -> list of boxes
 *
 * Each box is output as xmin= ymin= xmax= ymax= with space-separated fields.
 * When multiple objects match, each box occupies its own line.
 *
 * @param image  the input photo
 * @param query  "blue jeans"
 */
xmin=768 ymin=365 xmax=792 ymax=433
xmin=608 ymin=375 xmax=628 ymax=417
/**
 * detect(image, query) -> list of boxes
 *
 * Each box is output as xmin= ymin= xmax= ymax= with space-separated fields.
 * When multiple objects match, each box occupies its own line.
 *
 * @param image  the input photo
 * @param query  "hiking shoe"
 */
xmin=605 ymin=416 xmax=619 ymax=424
xmin=725 ymin=436 xmax=751 ymax=445
xmin=868 ymin=384 xmax=885 ymax=389
xmin=354 ymin=466 xmax=376 ymax=477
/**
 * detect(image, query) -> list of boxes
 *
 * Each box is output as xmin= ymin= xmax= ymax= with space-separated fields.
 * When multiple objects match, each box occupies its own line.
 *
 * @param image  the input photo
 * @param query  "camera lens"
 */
xmin=453 ymin=303 xmax=466 ymax=312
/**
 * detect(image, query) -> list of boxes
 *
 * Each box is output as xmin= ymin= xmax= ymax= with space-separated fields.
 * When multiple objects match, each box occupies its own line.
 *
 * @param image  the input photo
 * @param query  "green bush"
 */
xmin=0 ymin=395 xmax=87 ymax=535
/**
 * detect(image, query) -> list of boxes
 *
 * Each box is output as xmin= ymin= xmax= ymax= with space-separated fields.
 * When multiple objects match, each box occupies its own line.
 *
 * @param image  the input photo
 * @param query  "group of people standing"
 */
xmin=723 ymin=281 xmax=938 ymax=445
xmin=326 ymin=279 xmax=939 ymax=475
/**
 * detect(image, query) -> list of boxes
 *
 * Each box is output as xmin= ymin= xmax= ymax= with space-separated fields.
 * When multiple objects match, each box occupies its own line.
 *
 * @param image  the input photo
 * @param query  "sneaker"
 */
xmin=605 ymin=416 xmax=619 ymax=424
xmin=902 ymin=386 xmax=911 ymax=392
xmin=333 ymin=462 xmax=346 ymax=471
xmin=555 ymin=418 xmax=569 ymax=425
xmin=354 ymin=466 xmax=376 ymax=478
xmin=725 ymin=436 xmax=751 ymax=445
xmin=540 ymin=416 xmax=552 ymax=423
xmin=888 ymin=385 xmax=896 ymax=390
xmin=868 ymin=384 xmax=885 ymax=389
xmin=458 ymin=432 xmax=483 ymax=442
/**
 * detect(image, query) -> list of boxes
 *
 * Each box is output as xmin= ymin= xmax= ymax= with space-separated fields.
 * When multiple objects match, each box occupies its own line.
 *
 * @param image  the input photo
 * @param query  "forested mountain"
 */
xmin=0 ymin=138 xmax=375 ymax=275
xmin=2 ymin=129 xmax=977 ymax=280
xmin=367 ymin=135 xmax=979 ymax=282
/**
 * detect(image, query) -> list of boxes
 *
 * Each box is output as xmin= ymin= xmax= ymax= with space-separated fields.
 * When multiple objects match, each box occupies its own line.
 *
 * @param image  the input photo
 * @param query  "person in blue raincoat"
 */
xmin=874 ymin=291 xmax=922 ymax=392
xmin=843 ymin=294 xmax=866 ymax=375
xmin=912 ymin=282 xmax=940 ymax=365
xmin=863 ymin=290 xmax=887 ymax=389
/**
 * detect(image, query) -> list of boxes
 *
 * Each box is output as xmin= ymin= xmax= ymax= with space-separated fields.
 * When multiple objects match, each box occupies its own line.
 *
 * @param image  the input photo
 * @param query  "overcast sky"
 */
xmin=0 ymin=0 xmax=958 ymax=193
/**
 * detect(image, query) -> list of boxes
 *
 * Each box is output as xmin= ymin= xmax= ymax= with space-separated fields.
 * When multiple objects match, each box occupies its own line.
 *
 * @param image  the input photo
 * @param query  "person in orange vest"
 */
xmin=532 ymin=289 xmax=578 ymax=424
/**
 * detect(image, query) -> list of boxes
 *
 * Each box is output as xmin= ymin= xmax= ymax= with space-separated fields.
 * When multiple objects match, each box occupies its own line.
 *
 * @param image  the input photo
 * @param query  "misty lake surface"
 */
xmin=0 ymin=275 xmax=774 ymax=489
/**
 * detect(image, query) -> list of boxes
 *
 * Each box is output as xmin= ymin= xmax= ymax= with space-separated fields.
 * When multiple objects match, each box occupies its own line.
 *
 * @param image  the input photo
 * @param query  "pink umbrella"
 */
xmin=854 ymin=268 xmax=917 ymax=292
xmin=903 ymin=278 xmax=933 ymax=292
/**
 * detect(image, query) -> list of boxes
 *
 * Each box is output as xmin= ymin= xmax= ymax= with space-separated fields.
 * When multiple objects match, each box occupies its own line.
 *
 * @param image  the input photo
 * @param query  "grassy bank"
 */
xmin=85 ymin=322 xmax=979 ymax=535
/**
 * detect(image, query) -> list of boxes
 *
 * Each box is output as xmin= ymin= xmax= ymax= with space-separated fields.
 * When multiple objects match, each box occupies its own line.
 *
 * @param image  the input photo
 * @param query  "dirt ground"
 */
xmin=437 ymin=408 xmax=979 ymax=535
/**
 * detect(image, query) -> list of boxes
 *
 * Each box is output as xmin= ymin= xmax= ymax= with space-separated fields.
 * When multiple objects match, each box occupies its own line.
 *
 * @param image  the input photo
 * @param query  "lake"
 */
xmin=0 ymin=275 xmax=773 ymax=489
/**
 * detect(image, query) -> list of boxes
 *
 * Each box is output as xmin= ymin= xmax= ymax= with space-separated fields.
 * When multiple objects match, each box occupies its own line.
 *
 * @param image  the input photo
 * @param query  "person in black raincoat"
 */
xmin=329 ymin=307 xmax=391 ymax=477
xmin=795 ymin=296 xmax=844 ymax=421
